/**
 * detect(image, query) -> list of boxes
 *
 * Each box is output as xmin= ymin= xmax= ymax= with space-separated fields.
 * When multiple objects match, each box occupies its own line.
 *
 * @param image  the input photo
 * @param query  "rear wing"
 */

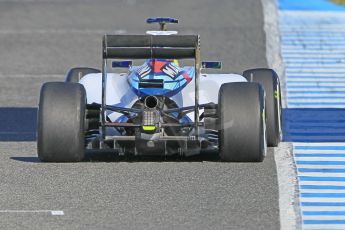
xmin=100 ymin=34 xmax=201 ymax=147
xmin=103 ymin=35 xmax=199 ymax=59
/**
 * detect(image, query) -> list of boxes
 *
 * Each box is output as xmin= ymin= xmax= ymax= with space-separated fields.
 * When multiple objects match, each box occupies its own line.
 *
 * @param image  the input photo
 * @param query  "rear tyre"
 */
xmin=243 ymin=68 xmax=281 ymax=147
xmin=218 ymin=82 xmax=266 ymax=162
xmin=37 ymin=82 xmax=86 ymax=162
xmin=65 ymin=67 xmax=101 ymax=83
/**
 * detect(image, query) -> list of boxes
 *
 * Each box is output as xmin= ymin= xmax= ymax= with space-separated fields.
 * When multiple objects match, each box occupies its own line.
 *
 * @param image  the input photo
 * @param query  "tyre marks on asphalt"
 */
xmin=279 ymin=2 xmax=345 ymax=229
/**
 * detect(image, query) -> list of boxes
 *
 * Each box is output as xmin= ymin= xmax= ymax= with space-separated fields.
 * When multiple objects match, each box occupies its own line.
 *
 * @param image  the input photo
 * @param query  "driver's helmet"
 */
xmin=142 ymin=59 xmax=182 ymax=79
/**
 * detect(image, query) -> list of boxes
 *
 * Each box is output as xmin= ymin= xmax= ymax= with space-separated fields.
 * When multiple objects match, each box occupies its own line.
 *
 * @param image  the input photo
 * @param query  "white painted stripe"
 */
xmin=283 ymin=44 xmax=345 ymax=48
xmin=282 ymin=44 xmax=345 ymax=52
xmin=295 ymin=153 xmax=345 ymax=156
xmin=283 ymin=50 xmax=345 ymax=54
xmin=285 ymin=59 xmax=345 ymax=63
xmin=283 ymin=36 xmax=345 ymax=39
xmin=280 ymin=29 xmax=345 ymax=32
xmin=280 ymin=25 xmax=345 ymax=29
xmin=288 ymin=73 xmax=345 ymax=77
xmin=287 ymin=78 xmax=345 ymax=82
xmin=301 ymin=225 xmax=345 ymax=229
xmin=289 ymin=99 xmax=345 ymax=103
xmin=284 ymin=43 xmax=345 ymax=47
xmin=283 ymin=48 xmax=345 ymax=52
xmin=298 ymin=173 xmax=345 ymax=178
xmin=282 ymin=31 xmax=345 ymax=34
xmin=295 ymin=157 xmax=345 ymax=161
xmin=288 ymin=88 xmax=345 ymax=91
xmin=285 ymin=73 xmax=345 ymax=77
xmin=0 ymin=210 xmax=64 ymax=216
xmin=283 ymin=37 xmax=345 ymax=40
xmin=283 ymin=53 xmax=345 ymax=58
xmin=281 ymin=24 xmax=345 ymax=26
xmin=300 ymin=181 xmax=345 ymax=186
xmin=294 ymin=146 xmax=345 ymax=150
xmin=300 ymin=198 xmax=345 ymax=202
xmin=294 ymin=143 xmax=345 ymax=147
xmin=282 ymin=29 xmax=345 ymax=32
xmin=302 ymin=207 xmax=345 ymax=211
xmin=281 ymin=23 xmax=345 ymax=27
xmin=302 ymin=216 xmax=345 ymax=220
xmin=282 ymin=31 xmax=345 ymax=33
xmin=286 ymin=66 xmax=345 ymax=69
xmin=293 ymin=151 xmax=345 ymax=154
xmin=280 ymin=11 xmax=345 ymax=18
xmin=286 ymin=68 xmax=345 ymax=73
xmin=287 ymin=91 xmax=345 ymax=97
xmin=282 ymin=34 xmax=345 ymax=37
xmin=287 ymin=82 xmax=345 ymax=86
xmin=51 ymin=211 xmax=64 ymax=216
xmin=281 ymin=29 xmax=345 ymax=33
xmin=283 ymin=41 xmax=345 ymax=44
xmin=300 ymin=190 xmax=345 ymax=194
xmin=288 ymin=105 xmax=345 ymax=108
xmin=283 ymin=54 xmax=345 ymax=58
xmin=286 ymin=64 xmax=345 ymax=68
xmin=296 ymin=165 xmax=345 ymax=169
xmin=282 ymin=32 xmax=345 ymax=36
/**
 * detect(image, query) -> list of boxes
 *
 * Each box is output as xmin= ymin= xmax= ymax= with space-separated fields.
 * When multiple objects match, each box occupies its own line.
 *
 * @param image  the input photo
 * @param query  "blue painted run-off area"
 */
xmin=279 ymin=0 xmax=345 ymax=11
xmin=0 ymin=108 xmax=37 ymax=141
xmin=283 ymin=109 xmax=345 ymax=142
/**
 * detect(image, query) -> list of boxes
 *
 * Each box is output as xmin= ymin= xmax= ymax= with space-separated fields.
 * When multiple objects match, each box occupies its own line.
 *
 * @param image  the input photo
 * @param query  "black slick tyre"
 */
xmin=37 ymin=82 xmax=86 ymax=162
xmin=243 ymin=68 xmax=281 ymax=147
xmin=65 ymin=67 xmax=101 ymax=83
xmin=218 ymin=82 xmax=266 ymax=162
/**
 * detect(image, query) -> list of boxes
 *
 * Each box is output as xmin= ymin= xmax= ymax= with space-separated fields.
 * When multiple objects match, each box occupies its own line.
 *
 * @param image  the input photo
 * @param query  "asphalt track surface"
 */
xmin=0 ymin=0 xmax=280 ymax=229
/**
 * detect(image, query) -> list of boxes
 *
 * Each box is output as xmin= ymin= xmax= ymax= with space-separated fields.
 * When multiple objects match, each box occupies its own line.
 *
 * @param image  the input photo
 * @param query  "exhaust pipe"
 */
xmin=144 ymin=96 xmax=159 ymax=109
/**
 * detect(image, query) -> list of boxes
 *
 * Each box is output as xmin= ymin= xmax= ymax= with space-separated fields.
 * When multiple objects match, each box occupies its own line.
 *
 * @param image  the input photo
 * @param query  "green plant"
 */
xmin=330 ymin=0 xmax=345 ymax=5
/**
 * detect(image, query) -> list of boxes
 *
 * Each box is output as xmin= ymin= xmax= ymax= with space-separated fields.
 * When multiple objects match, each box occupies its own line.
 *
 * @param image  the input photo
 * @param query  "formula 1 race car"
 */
xmin=37 ymin=18 xmax=282 ymax=162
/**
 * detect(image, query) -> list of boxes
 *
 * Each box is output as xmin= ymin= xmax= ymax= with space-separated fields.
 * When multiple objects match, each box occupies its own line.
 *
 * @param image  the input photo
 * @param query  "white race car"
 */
xmin=37 ymin=17 xmax=282 ymax=162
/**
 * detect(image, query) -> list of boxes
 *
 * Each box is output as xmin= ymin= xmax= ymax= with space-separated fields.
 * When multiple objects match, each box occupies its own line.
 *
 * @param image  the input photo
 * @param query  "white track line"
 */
xmin=0 ymin=210 xmax=64 ymax=216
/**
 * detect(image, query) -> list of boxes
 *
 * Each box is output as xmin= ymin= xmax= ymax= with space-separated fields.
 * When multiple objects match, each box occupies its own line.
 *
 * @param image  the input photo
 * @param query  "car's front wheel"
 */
xmin=65 ymin=67 xmax=101 ymax=83
xmin=243 ymin=68 xmax=282 ymax=147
